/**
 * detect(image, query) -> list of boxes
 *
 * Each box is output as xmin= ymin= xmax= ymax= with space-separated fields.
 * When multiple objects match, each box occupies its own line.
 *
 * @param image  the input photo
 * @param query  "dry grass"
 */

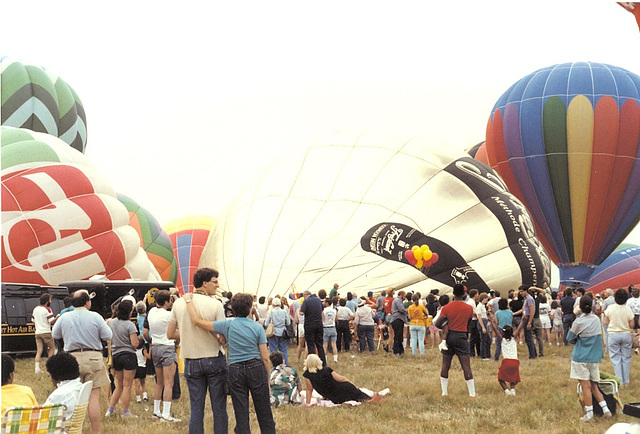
xmin=11 ymin=342 xmax=640 ymax=433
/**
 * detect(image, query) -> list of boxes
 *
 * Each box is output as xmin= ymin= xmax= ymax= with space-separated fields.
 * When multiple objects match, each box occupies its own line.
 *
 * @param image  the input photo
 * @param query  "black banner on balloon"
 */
xmin=360 ymin=222 xmax=490 ymax=292
xmin=442 ymin=157 xmax=551 ymax=288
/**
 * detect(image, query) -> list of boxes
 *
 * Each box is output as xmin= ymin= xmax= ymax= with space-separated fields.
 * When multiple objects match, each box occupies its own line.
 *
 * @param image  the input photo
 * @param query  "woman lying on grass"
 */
xmin=302 ymin=354 xmax=382 ymax=405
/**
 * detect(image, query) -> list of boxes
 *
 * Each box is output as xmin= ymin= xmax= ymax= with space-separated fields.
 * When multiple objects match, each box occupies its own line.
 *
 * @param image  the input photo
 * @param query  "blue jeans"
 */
xmin=523 ymin=319 xmax=537 ymax=358
xmin=184 ymin=356 xmax=228 ymax=434
xmin=608 ymin=332 xmax=632 ymax=385
xmin=478 ymin=319 xmax=491 ymax=359
xmin=494 ymin=335 xmax=502 ymax=361
xmin=268 ymin=336 xmax=289 ymax=365
xmin=357 ymin=324 xmax=375 ymax=352
xmin=228 ymin=359 xmax=275 ymax=434
xmin=409 ymin=325 xmax=425 ymax=355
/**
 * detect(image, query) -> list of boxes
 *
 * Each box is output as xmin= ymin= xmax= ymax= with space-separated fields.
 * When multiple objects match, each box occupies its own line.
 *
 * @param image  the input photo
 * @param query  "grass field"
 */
xmin=10 ymin=341 xmax=640 ymax=433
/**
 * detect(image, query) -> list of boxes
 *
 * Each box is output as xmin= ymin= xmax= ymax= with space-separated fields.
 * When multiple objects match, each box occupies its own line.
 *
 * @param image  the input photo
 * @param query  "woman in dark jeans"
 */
xmin=510 ymin=294 xmax=524 ymax=345
xmin=389 ymin=291 xmax=408 ymax=355
xmin=184 ymin=292 xmax=275 ymax=434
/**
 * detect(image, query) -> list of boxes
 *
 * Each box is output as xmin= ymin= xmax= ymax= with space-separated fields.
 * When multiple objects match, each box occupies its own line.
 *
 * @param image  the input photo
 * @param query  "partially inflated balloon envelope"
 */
xmin=164 ymin=216 xmax=215 ymax=294
xmin=485 ymin=62 xmax=640 ymax=285
xmin=586 ymin=244 xmax=640 ymax=295
xmin=1 ymin=57 xmax=87 ymax=152
xmin=465 ymin=142 xmax=489 ymax=165
xmin=201 ymin=134 xmax=551 ymax=297
xmin=117 ymin=194 xmax=177 ymax=283
xmin=1 ymin=126 xmax=154 ymax=285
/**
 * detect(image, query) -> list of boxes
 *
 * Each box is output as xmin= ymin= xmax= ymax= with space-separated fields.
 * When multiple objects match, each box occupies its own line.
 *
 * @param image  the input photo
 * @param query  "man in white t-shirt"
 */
xmin=147 ymin=290 xmax=180 ymax=422
xmin=32 ymin=293 xmax=57 ymax=374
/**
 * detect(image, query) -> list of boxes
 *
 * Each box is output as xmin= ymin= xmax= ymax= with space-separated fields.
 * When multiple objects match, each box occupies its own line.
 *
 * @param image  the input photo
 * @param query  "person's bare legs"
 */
xmin=120 ymin=369 xmax=135 ymax=412
xmin=88 ymin=387 xmax=101 ymax=434
xmin=34 ymin=339 xmax=44 ymax=372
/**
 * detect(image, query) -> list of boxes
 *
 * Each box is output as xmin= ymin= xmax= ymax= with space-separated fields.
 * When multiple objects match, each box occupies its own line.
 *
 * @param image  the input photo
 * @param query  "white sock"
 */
xmin=403 ymin=338 xmax=408 ymax=347
xmin=585 ymin=405 xmax=593 ymax=418
xmin=599 ymin=400 xmax=610 ymax=414
xmin=440 ymin=377 xmax=448 ymax=396
xmin=466 ymin=379 xmax=476 ymax=397
xmin=35 ymin=362 xmax=40 ymax=371
xmin=136 ymin=395 xmax=141 ymax=402
xmin=333 ymin=354 xmax=338 ymax=362
xmin=143 ymin=392 xmax=148 ymax=399
xmin=162 ymin=401 xmax=171 ymax=418
xmin=153 ymin=400 xmax=161 ymax=415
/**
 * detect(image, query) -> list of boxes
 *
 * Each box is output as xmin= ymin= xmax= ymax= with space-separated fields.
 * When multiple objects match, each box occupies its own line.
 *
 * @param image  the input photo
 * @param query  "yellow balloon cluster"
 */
xmin=404 ymin=244 xmax=439 ymax=269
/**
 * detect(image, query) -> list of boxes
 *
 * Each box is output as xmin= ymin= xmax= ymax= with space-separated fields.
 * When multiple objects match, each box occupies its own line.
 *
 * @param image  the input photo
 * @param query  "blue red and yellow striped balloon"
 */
xmin=1 ymin=57 xmax=87 ymax=153
xmin=117 ymin=194 xmax=177 ymax=283
xmin=403 ymin=244 xmax=439 ymax=269
xmin=163 ymin=216 xmax=215 ymax=294
xmin=485 ymin=62 xmax=640 ymax=284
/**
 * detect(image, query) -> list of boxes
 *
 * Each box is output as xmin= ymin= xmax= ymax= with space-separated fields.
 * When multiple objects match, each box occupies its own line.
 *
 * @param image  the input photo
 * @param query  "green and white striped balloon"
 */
xmin=1 ymin=57 xmax=87 ymax=153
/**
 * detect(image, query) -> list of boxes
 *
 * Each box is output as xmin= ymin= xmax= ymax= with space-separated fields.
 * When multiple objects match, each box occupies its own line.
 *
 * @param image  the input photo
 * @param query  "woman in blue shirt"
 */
xmin=184 ymin=292 xmax=275 ymax=434
xmin=264 ymin=298 xmax=291 ymax=365
xmin=567 ymin=296 xmax=612 ymax=422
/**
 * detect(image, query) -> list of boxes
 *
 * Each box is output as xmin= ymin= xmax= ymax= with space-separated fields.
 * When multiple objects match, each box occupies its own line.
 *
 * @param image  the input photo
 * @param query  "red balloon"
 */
xmin=404 ymin=249 xmax=417 ymax=265
xmin=424 ymin=259 xmax=433 ymax=268
xmin=431 ymin=252 xmax=439 ymax=264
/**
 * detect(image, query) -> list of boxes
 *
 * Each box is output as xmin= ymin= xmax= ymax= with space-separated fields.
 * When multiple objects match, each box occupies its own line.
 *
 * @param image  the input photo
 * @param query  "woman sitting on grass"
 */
xmin=302 ymin=354 xmax=381 ymax=405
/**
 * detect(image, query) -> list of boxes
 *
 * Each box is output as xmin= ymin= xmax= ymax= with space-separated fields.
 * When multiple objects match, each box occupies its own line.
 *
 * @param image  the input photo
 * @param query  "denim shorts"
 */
xmin=323 ymin=327 xmax=337 ymax=342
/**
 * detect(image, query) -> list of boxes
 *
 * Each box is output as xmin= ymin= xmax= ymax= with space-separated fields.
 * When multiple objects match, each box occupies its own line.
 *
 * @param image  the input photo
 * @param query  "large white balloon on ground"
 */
xmin=200 ymin=133 xmax=551 ymax=297
xmin=1 ymin=126 xmax=158 ymax=285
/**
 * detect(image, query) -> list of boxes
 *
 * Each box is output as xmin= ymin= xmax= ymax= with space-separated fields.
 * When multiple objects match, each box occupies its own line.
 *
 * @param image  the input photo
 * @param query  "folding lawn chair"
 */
xmin=2 ymin=403 xmax=67 ymax=434
xmin=63 ymin=380 xmax=93 ymax=434
xmin=576 ymin=377 xmax=622 ymax=416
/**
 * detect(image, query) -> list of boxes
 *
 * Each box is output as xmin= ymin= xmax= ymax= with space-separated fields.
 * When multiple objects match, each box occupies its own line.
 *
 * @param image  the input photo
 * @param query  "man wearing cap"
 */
xmin=300 ymin=290 xmax=327 ymax=366
xmin=168 ymin=267 xmax=227 ymax=434
xmin=52 ymin=290 xmax=112 ymax=434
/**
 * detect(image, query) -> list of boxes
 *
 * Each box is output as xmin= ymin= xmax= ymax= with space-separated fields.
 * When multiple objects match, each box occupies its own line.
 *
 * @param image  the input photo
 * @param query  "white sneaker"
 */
xmin=504 ymin=389 xmax=510 ymax=395
xmin=161 ymin=415 xmax=182 ymax=423
xmin=510 ymin=389 xmax=516 ymax=396
xmin=34 ymin=369 xmax=43 ymax=374
xmin=580 ymin=413 xmax=593 ymax=422
xmin=105 ymin=410 xmax=114 ymax=417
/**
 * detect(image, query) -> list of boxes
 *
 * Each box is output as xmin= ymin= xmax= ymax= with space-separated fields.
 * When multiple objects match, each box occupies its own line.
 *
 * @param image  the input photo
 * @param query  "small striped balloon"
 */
xmin=1 ymin=57 xmax=87 ymax=152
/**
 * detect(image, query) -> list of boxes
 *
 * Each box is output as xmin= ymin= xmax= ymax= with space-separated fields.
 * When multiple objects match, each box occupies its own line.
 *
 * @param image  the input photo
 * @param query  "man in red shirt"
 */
xmin=434 ymin=284 xmax=476 ymax=397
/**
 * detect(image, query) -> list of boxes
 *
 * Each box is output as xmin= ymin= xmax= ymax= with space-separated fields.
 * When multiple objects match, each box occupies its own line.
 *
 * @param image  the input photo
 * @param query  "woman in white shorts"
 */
xmin=296 ymin=308 xmax=306 ymax=362
xmin=538 ymin=296 xmax=552 ymax=346
xmin=567 ymin=296 xmax=612 ymax=422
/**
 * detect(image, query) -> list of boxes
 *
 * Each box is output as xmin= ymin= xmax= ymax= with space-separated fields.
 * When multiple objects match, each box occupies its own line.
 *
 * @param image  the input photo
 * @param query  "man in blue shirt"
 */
xmin=300 ymin=290 xmax=327 ymax=366
xmin=515 ymin=286 xmax=537 ymax=359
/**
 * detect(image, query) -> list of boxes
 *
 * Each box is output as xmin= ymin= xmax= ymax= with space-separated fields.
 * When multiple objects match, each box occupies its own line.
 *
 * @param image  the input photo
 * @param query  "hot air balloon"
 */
xmin=163 ymin=216 xmax=215 ymax=294
xmin=200 ymin=133 xmax=551 ymax=298
xmin=1 ymin=58 xmax=87 ymax=152
xmin=117 ymin=194 xmax=177 ymax=283
xmin=465 ymin=142 xmax=489 ymax=165
xmin=485 ymin=62 xmax=640 ymax=286
xmin=1 ymin=126 xmax=154 ymax=285
xmin=586 ymin=244 xmax=640 ymax=295
xmin=619 ymin=2 xmax=640 ymax=32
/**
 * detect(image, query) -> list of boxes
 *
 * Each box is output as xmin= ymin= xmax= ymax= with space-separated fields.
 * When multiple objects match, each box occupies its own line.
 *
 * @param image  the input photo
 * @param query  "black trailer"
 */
xmin=1 ymin=280 xmax=175 ymax=356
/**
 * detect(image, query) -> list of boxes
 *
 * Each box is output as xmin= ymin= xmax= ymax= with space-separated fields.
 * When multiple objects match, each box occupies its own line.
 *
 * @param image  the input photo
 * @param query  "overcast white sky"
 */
xmin=3 ymin=1 xmax=640 ymax=263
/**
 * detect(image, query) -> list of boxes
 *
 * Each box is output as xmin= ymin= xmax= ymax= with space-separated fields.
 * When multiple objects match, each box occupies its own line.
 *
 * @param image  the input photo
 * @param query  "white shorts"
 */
xmin=570 ymin=361 xmax=600 ymax=381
